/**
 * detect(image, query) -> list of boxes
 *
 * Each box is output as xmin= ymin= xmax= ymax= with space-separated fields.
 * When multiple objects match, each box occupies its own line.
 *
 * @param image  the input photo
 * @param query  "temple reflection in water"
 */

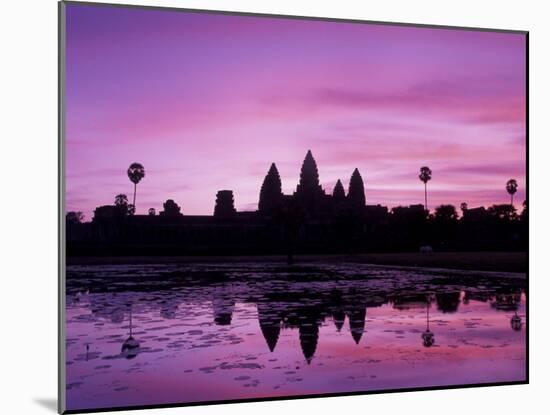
xmin=70 ymin=279 xmax=524 ymax=364
xmin=66 ymin=262 xmax=526 ymax=411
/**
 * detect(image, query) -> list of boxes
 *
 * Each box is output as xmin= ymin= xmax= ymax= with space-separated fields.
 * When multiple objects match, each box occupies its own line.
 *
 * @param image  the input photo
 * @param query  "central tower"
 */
xmin=295 ymin=150 xmax=325 ymax=213
xmin=296 ymin=150 xmax=324 ymax=195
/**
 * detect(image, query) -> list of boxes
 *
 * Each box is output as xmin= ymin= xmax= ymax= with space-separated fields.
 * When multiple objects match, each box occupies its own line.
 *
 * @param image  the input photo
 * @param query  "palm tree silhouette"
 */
xmin=127 ymin=163 xmax=145 ymax=212
xmin=506 ymin=179 xmax=518 ymax=206
xmin=419 ymin=166 xmax=432 ymax=212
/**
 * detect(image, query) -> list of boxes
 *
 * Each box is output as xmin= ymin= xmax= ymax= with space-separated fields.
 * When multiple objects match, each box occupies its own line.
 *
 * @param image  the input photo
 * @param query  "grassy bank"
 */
xmin=67 ymin=251 xmax=527 ymax=273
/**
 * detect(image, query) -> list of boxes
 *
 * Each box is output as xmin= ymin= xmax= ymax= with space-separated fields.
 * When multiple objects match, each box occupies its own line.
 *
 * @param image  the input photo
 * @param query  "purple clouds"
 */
xmin=65 ymin=3 xmax=526 ymax=220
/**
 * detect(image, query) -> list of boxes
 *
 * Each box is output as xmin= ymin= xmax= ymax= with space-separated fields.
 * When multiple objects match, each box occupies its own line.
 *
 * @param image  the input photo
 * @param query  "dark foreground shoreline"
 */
xmin=66 ymin=251 xmax=527 ymax=273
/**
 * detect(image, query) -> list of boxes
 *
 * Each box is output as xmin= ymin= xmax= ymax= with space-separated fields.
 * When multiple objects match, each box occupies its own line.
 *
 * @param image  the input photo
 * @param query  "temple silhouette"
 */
xmin=66 ymin=150 xmax=527 ymax=257
xmin=258 ymin=150 xmax=370 ymax=218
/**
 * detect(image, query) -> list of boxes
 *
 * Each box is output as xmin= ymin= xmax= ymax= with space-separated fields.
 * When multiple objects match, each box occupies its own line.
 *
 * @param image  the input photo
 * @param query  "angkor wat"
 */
xmin=258 ymin=150 xmax=369 ymax=218
xmin=66 ymin=150 xmax=527 ymax=257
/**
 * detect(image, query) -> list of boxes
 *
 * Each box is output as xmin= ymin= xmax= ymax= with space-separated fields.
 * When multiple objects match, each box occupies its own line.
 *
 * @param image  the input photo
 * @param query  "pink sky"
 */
xmin=65 ymin=4 xmax=526 ymax=220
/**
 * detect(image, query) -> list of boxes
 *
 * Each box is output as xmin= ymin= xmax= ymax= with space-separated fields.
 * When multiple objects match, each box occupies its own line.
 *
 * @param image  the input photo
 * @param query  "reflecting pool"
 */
xmin=65 ymin=263 xmax=526 ymax=411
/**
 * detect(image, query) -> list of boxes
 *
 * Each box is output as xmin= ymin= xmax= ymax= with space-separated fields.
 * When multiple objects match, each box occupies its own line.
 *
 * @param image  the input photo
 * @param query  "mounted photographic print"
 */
xmin=59 ymin=1 xmax=528 ymax=413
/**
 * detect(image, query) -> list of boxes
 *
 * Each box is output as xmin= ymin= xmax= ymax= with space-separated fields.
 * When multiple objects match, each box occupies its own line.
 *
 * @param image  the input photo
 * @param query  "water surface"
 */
xmin=65 ymin=263 xmax=526 ymax=411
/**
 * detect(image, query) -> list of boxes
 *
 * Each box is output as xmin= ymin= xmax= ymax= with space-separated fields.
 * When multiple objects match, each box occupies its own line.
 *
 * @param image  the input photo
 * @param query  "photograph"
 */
xmin=61 ymin=1 xmax=527 ymax=412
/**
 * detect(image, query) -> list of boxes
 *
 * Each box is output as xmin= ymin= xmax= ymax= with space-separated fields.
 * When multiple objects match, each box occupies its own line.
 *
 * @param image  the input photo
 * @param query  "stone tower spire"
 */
xmin=348 ymin=168 xmax=365 ymax=208
xmin=257 ymin=302 xmax=281 ymax=352
xmin=349 ymin=306 xmax=367 ymax=345
xmin=214 ymin=190 xmax=236 ymax=218
xmin=299 ymin=320 xmax=319 ymax=364
xmin=296 ymin=150 xmax=323 ymax=195
xmin=259 ymin=163 xmax=283 ymax=214
xmin=332 ymin=179 xmax=346 ymax=201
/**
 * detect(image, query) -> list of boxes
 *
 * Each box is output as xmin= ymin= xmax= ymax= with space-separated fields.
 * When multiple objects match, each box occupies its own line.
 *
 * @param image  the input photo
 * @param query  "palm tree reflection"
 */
xmin=510 ymin=311 xmax=522 ymax=331
xmin=421 ymin=295 xmax=435 ymax=348
xmin=121 ymin=305 xmax=140 ymax=359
